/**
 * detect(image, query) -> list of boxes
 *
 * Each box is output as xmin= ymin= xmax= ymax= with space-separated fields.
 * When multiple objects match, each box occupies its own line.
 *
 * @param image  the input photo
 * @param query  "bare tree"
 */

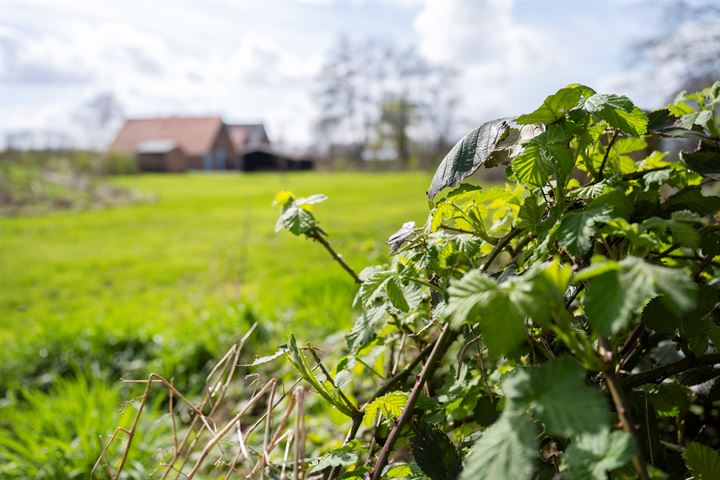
xmin=635 ymin=0 xmax=720 ymax=98
xmin=314 ymin=38 xmax=460 ymax=170
xmin=75 ymin=92 xmax=125 ymax=150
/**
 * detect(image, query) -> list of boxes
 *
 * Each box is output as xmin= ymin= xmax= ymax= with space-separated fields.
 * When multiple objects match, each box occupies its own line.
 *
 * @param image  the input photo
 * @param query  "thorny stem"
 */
xmin=599 ymin=337 xmax=649 ymax=480
xmin=482 ymin=228 xmax=521 ymax=272
xmin=597 ymin=129 xmax=620 ymax=180
xmin=621 ymin=353 xmax=720 ymax=389
xmin=370 ymin=324 xmax=454 ymax=480
xmin=308 ymin=230 xmax=361 ymax=284
xmin=309 ymin=347 xmax=358 ymax=414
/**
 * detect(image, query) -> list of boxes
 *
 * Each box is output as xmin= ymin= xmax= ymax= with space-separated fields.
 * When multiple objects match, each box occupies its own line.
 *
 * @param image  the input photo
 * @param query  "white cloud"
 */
xmin=0 ymin=2 xmax=324 ymax=148
xmin=413 ymin=0 xmax=558 ymax=128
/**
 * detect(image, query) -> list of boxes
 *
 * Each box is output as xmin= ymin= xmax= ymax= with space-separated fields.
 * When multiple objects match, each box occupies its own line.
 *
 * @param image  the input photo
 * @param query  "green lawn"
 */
xmin=0 ymin=171 xmax=431 ymax=390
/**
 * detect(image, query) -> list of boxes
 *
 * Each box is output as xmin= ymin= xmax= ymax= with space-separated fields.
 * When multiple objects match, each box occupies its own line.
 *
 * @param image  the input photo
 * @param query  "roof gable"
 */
xmin=110 ymin=116 xmax=223 ymax=156
xmin=227 ymin=123 xmax=270 ymax=151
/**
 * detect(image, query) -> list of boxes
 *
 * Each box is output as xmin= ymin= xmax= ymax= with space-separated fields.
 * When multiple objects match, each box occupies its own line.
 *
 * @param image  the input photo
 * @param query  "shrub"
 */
xmin=273 ymin=83 xmax=720 ymax=479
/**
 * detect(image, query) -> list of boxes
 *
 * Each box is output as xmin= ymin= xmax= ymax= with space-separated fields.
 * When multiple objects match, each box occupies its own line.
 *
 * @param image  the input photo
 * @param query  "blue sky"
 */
xmin=0 ymin=0 xmax=706 ymax=148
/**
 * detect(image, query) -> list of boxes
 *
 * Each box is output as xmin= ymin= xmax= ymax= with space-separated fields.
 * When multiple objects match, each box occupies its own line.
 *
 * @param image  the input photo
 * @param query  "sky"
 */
xmin=0 ymin=0 xmax=709 ymax=150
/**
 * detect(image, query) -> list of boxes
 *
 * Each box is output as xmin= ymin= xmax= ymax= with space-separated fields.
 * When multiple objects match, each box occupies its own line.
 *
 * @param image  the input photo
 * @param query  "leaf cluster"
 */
xmin=274 ymin=82 xmax=720 ymax=479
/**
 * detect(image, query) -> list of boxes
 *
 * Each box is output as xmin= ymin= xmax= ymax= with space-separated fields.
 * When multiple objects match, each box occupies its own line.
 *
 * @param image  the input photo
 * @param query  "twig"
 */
xmin=600 ymin=338 xmax=649 ymax=480
xmin=309 ymin=347 xmax=358 ymax=413
xmin=308 ymin=231 xmax=361 ymax=284
xmin=481 ymin=228 xmax=521 ymax=272
xmin=622 ymin=166 xmax=670 ymax=181
xmin=365 ymin=340 xmax=436 ymax=405
xmin=293 ymin=387 xmax=306 ymax=480
xmin=370 ymin=324 xmax=454 ymax=480
xmin=621 ymin=353 xmax=720 ymax=389
xmin=598 ymin=129 xmax=620 ymax=180
xmin=439 ymin=224 xmax=476 ymax=235
xmin=186 ymin=379 xmax=276 ymax=478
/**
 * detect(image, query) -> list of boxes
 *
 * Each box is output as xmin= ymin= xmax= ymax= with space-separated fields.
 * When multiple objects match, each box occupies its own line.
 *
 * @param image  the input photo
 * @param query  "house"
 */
xmin=110 ymin=117 xmax=313 ymax=172
xmin=110 ymin=116 xmax=236 ymax=171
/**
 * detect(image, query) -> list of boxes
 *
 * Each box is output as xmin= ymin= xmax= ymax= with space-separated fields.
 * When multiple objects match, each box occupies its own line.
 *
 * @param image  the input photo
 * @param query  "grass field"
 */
xmin=1 ymin=171 xmax=432 ymax=383
xmin=0 ymin=171 xmax=431 ymax=477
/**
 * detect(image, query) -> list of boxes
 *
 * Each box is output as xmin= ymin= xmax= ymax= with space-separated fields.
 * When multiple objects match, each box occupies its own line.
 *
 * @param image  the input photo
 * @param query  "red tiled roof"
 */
xmin=109 ymin=116 xmax=223 ymax=156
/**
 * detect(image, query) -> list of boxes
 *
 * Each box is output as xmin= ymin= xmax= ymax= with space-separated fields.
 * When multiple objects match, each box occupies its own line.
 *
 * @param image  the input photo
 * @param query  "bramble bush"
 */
xmin=274 ymin=82 xmax=720 ymax=479
xmin=90 ymin=83 xmax=720 ymax=479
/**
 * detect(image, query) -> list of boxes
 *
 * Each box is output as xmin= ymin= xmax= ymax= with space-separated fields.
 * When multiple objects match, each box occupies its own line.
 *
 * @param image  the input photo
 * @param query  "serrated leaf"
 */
xmin=386 ymin=277 xmax=409 ymax=312
xmin=684 ymin=441 xmax=720 ymax=480
xmin=582 ymin=257 xmax=696 ymax=335
xmin=516 ymin=84 xmax=595 ymax=124
xmin=649 ymin=383 xmax=690 ymax=417
xmin=357 ymin=270 xmax=392 ymax=308
xmin=678 ymin=110 xmax=712 ymax=130
xmin=663 ymin=187 xmax=720 ymax=216
xmin=387 ymin=221 xmax=416 ymax=253
xmin=503 ymin=356 xmax=608 ymax=436
xmin=428 ymin=118 xmax=511 ymax=200
xmin=681 ymin=144 xmax=720 ymax=180
xmin=668 ymin=211 xmax=701 ymax=249
xmin=563 ymin=429 xmax=634 ymax=480
xmin=554 ymin=206 xmax=612 ymax=257
xmin=275 ymin=203 xmax=317 ymax=235
xmin=445 ymin=270 xmax=527 ymax=357
xmin=459 ymin=413 xmax=537 ymax=480
xmin=581 ymin=94 xmax=648 ymax=136
xmin=512 ymin=125 xmax=575 ymax=187
xmin=346 ymin=308 xmax=385 ymax=353
xmin=296 ymin=193 xmax=328 ymax=206
xmin=310 ymin=440 xmax=361 ymax=473
xmin=517 ymin=193 xmax=543 ymax=231
xmin=364 ymin=391 xmax=407 ymax=428
xmin=384 ymin=464 xmax=415 ymax=478
xmin=411 ymin=422 xmax=462 ymax=480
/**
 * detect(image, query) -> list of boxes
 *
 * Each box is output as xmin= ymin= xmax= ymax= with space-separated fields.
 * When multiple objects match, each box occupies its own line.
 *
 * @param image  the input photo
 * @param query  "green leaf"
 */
xmin=459 ymin=413 xmax=537 ymax=480
xmin=445 ymin=270 xmax=496 ymax=328
xmin=662 ymin=187 xmax=720 ymax=216
xmin=668 ymin=210 xmax=701 ymax=249
xmin=411 ymin=422 xmax=462 ymax=480
xmin=582 ymin=93 xmax=635 ymax=113
xmin=386 ymin=277 xmax=410 ymax=312
xmin=357 ymin=270 xmax=392 ymax=308
xmin=649 ymin=383 xmax=690 ymax=417
xmin=563 ymin=429 xmax=634 ymax=480
xmin=445 ymin=270 xmax=527 ymax=357
xmin=684 ymin=441 xmax=720 ymax=480
xmin=285 ymin=335 xmax=356 ymax=417
xmin=364 ymin=391 xmax=407 ymax=428
xmin=681 ymin=144 xmax=720 ymax=180
xmin=517 ymin=193 xmax=543 ymax=231
xmin=346 ymin=308 xmax=385 ymax=353
xmin=582 ymin=257 xmax=696 ymax=335
xmin=503 ymin=356 xmax=609 ymax=436
xmin=428 ymin=118 xmax=511 ymax=200
xmin=275 ymin=203 xmax=317 ymax=235
xmin=641 ymin=297 xmax=676 ymax=334
xmin=384 ymin=464 xmax=415 ymax=479
xmin=310 ymin=441 xmax=361 ymax=473
xmin=581 ymin=93 xmax=648 ymax=136
xmin=387 ymin=221 xmax=417 ymax=253
xmin=511 ymin=125 xmax=574 ymax=187
xmin=554 ymin=206 xmax=612 ymax=257
xmin=516 ymin=84 xmax=595 ymax=124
